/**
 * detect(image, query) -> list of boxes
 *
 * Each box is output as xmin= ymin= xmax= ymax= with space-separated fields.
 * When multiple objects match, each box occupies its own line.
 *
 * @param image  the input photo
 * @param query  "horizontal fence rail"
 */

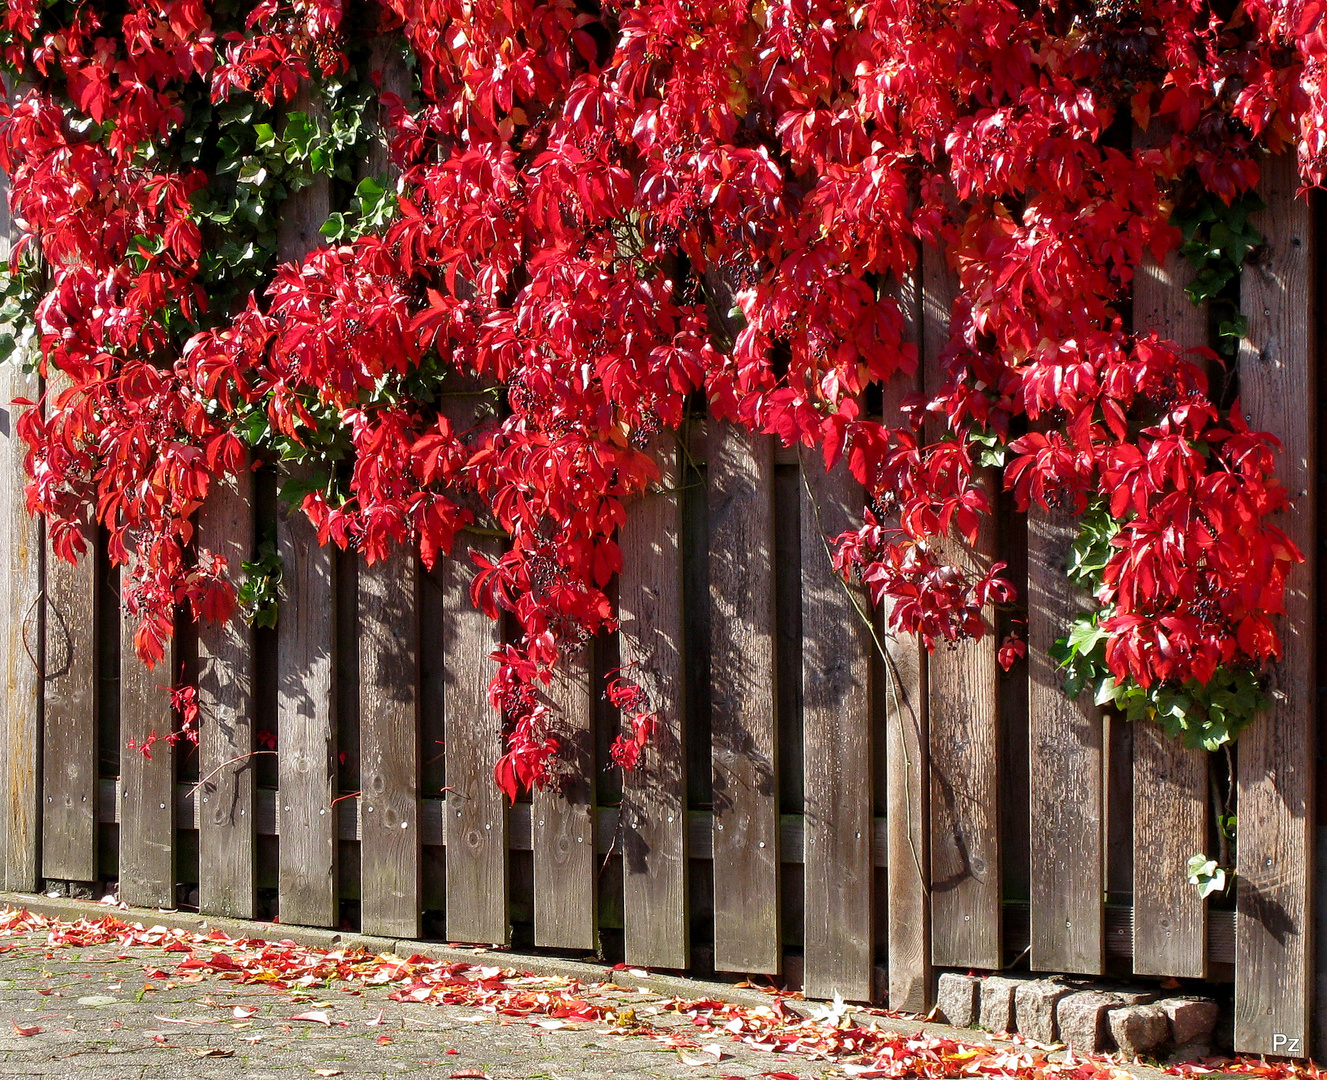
xmin=0 ymin=137 xmax=1321 ymax=1061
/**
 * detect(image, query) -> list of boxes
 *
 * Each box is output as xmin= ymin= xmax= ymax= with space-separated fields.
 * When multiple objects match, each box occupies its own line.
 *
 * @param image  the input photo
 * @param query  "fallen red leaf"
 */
xmin=10 ymin=1021 xmax=40 ymax=1036
xmin=290 ymin=1010 xmax=331 ymax=1026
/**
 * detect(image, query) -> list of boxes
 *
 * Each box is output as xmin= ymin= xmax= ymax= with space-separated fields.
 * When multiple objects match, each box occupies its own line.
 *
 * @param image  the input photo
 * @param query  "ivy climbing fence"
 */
xmin=0 ymin=150 xmax=1321 ymax=1061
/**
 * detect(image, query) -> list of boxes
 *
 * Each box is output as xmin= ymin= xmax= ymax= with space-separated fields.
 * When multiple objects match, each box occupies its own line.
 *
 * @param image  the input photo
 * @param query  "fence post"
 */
xmin=0 ymin=214 xmax=41 ymax=894
xmin=1234 ymin=152 xmax=1316 ymax=1057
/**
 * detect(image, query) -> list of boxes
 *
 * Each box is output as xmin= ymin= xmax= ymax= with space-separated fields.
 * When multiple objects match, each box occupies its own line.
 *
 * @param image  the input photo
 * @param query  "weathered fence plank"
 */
xmin=708 ymin=420 xmax=779 ymax=975
xmin=274 ymin=96 xmax=336 ymax=928
xmin=118 ymin=553 xmax=175 ymax=908
xmin=883 ymin=263 xmax=930 ymax=1011
xmin=276 ymin=478 xmax=338 ymax=927
xmin=1129 ymin=189 xmax=1210 ymax=980
xmin=1027 ymin=505 xmax=1104 ymax=975
xmin=532 ymin=648 xmax=596 ymax=951
xmin=922 ymin=244 xmax=1002 ymax=971
xmin=359 ymin=548 xmax=420 ymax=938
xmin=620 ymin=433 xmax=689 ymax=970
xmin=801 ymin=449 xmax=874 ymax=1001
xmin=197 ymin=466 xmax=256 ymax=919
xmin=441 ymin=523 xmax=508 ymax=946
xmin=0 ymin=136 xmax=42 ymax=893
xmin=1235 ymin=153 xmax=1316 ymax=1056
xmin=41 ymin=378 xmax=97 ymax=886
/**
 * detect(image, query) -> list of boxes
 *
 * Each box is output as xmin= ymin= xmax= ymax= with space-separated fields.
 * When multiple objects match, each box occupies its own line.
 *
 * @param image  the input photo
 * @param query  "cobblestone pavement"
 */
xmin=0 ymin=928 xmax=831 ymax=1080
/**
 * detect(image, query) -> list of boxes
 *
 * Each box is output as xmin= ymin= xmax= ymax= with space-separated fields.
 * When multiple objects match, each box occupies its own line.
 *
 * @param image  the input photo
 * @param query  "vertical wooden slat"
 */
xmin=276 ymin=478 xmax=338 ymax=926
xmin=1027 ymin=506 xmax=1104 ymax=974
xmin=275 ymin=90 xmax=336 ymax=928
xmin=0 ymin=105 xmax=42 ymax=893
xmin=532 ymin=648 xmax=596 ymax=950
xmin=620 ymin=433 xmax=688 ymax=969
xmin=708 ymin=421 xmax=779 ymax=975
xmin=884 ymin=263 xmax=930 ymax=1012
xmin=438 ymin=386 xmax=507 ymax=945
xmin=801 ymin=450 xmax=873 ymax=1000
xmin=441 ymin=524 xmax=508 ymax=946
xmin=1235 ymin=153 xmax=1315 ymax=1057
xmin=41 ymin=378 xmax=97 ymax=885
xmin=922 ymin=245 xmax=1002 ymax=971
xmin=118 ymin=553 xmax=175 ymax=908
xmin=196 ymin=466 xmax=256 ymax=919
xmin=1129 ymin=176 xmax=1210 ymax=979
xmin=359 ymin=547 xmax=420 ymax=938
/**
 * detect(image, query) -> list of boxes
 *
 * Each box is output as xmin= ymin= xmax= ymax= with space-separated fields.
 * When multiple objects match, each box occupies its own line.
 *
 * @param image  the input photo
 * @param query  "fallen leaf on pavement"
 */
xmin=311 ymin=1070 xmax=342 ymax=1077
xmin=190 ymin=1047 xmax=234 ymax=1058
xmin=679 ymin=1044 xmax=725 ymax=1066
xmin=365 ymin=1009 xmax=385 ymax=1026
xmin=377 ymin=1033 xmax=393 ymax=1044
xmin=10 ymin=1021 xmax=40 ymax=1036
xmin=290 ymin=1010 xmax=331 ymax=1026
xmin=232 ymin=1005 xmax=257 ymax=1019
xmin=449 ymin=1071 xmax=491 ymax=1079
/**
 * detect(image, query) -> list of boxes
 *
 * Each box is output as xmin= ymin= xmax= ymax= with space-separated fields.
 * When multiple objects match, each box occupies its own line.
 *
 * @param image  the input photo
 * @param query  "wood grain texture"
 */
xmin=1129 ymin=166 xmax=1210 ymax=979
xmin=532 ymin=648 xmax=596 ymax=950
xmin=197 ymin=466 xmax=256 ymax=919
xmin=707 ymin=420 xmax=779 ymax=975
xmin=619 ymin=433 xmax=689 ymax=970
xmin=1234 ymin=153 xmax=1315 ymax=1056
xmin=883 ymin=264 xmax=930 ymax=1012
xmin=276 ymin=477 xmax=338 ymax=927
xmin=800 ymin=449 xmax=873 ymax=1001
xmin=0 ymin=132 xmax=42 ymax=891
xmin=1133 ymin=722 xmax=1207 ymax=977
xmin=118 ymin=552 xmax=175 ymax=908
xmin=274 ymin=105 xmax=336 ymax=927
xmin=440 ymin=522 xmax=508 ymax=946
xmin=1027 ymin=505 xmax=1104 ymax=975
xmin=41 ymin=378 xmax=96 ymax=885
xmin=359 ymin=547 xmax=420 ymax=939
xmin=922 ymin=243 xmax=1002 ymax=971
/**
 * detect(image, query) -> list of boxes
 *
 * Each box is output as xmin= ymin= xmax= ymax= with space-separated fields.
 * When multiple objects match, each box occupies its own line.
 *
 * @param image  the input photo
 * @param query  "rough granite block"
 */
xmin=1056 ymin=991 xmax=1120 ymax=1054
xmin=1015 ymin=980 xmax=1071 ymax=1044
xmin=979 ymin=976 xmax=1025 ymax=1034
xmin=1109 ymin=1003 xmax=1170 ymax=1058
xmin=936 ymin=972 xmax=981 ymax=1027
xmin=1159 ymin=998 xmax=1219 ymax=1048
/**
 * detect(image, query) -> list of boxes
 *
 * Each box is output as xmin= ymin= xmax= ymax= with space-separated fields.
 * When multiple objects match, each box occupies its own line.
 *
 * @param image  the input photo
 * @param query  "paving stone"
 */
xmin=935 ymin=972 xmax=981 ymax=1027
xmin=1108 ymin=1003 xmax=1170 ymax=1058
xmin=979 ymin=976 xmax=1025 ymax=1034
xmin=1056 ymin=991 xmax=1121 ymax=1055
xmin=1159 ymin=997 xmax=1220 ymax=1047
xmin=1015 ymin=980 xmax=1071 ymax=1044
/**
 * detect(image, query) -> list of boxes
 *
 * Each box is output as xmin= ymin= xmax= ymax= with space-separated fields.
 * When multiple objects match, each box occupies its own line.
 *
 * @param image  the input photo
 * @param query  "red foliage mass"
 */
xmin=0 ymin=0 xmax=1320 ymax=795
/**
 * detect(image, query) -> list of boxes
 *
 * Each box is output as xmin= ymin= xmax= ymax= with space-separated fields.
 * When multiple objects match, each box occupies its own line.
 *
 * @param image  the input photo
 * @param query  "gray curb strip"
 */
xmin=0 ymin=890 xmax=1176 ymax=1079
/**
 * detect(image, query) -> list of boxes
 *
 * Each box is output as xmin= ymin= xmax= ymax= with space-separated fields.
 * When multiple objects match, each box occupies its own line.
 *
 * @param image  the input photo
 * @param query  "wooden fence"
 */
xmin=0 ymin=146 xmax=1321 ymax=1061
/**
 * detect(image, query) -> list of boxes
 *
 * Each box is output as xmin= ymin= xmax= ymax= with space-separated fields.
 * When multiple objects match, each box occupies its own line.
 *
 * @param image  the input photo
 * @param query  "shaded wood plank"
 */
xmin=619 ymin=433 xmax=688 ymax=970
xmin=440 ymin=389 xmax=507 ymax=946
xmin=1027 ymin=504 xmax=1104 ymax=974
xmin=708 ymin=421 xmax=779 ymax=975
xmin=883 ymin=263 xmax=930 ymax=1011
xmin=41 ymin=373 xmax=97 ymax=885
xmin=801 ymin=449 xmax=873 ymax=1000
xmin=276 ymin=477 xmax=338 ymax=927
xmin=1234 ymin=153 xmax=1315 ymax=1057
xmin=118 ymin=551 xmax=175 ymax=908
xmin=274 ymin=95 xmax=336 ymax=928
xmin=532 ymin=648 xmax=596 ymax=950
xmin=1129 ymin=176 xmax=1210 ymax=978
xmin=921 ymin=244 xmax=1002 ymax=971
xmin=359 ymin=547 xmax=420 ymax=938
xmin=196 ymin=466 xmax=256 ymax=919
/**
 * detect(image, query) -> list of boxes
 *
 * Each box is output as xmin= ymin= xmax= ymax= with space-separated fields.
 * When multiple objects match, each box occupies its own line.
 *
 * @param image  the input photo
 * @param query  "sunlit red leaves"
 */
xmin=1 ymin=0 xmax=1319 ymax=800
